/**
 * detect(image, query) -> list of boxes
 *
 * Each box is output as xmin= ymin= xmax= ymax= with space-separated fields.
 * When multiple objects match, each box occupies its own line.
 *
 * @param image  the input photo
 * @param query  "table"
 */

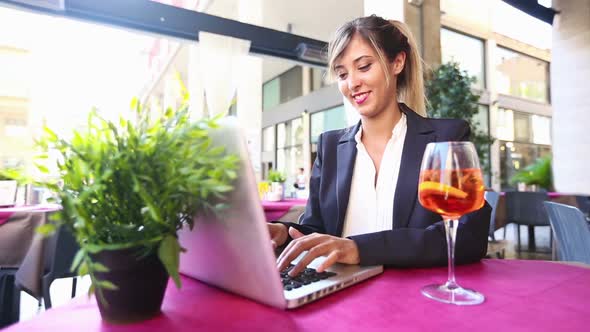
xmin=261 ymin=199 xmax=307 ymax=223
xmin=0 ymin=205 xmax=60 ymax=270
xmin=3 ymin=259 xmax=588 ymax=331
xmin=1 ymin=205 xmax=61 ymax=327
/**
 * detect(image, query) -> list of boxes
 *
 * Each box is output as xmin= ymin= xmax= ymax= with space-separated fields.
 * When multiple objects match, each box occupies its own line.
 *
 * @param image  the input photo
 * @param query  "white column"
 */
xmin=237 ymin=0 xmax=263 ymax=180
xmin=486 ymin=39 xmax=502 ymax=191
xmin=187 ymin=44 xmax=205 ymax=118
xmin=301 ymin=67 xmax=312 ymax=182
xmin=551 ymin=0 xmax=590 ymax=194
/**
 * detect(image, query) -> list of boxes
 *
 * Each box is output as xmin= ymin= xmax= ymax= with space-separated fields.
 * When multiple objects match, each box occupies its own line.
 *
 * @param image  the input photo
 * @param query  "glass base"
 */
xmin=421 ymin=282 xmax=485 ymax=305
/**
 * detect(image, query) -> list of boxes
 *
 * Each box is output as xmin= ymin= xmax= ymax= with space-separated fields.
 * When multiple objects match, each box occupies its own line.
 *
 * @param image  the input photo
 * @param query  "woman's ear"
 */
xmin=390 ymin=51 xmax=406 ymax=76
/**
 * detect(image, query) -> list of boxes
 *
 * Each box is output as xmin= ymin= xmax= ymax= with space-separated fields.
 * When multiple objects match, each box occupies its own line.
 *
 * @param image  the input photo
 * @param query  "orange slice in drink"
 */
xmin=419 ymin=181 xmax=468 ymax=199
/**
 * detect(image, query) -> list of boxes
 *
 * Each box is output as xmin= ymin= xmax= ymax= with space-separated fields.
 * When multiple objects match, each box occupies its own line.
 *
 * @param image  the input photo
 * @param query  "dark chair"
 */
xmin=544 ymin=202 xmax=590 ymax=264
xmin=485 ymin=191 xmax=501 ymax=240
xmin=575 ymin=195 xmax=590 ymax=218
xmin=505 ymin=191 xmax=551 ymax=252
xmin=484 ymin=191 xmax=507 ymax=258
xmin=0 ymin=268 xmax=19 ymax=328
xmin=38 ymin=224 xmax=80 ymax=309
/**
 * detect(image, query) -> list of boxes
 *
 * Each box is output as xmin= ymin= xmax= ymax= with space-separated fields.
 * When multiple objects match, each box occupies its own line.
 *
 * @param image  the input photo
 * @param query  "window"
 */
xmin=262 ymin=78 xmax=280 ymax=110
xmin=494 ymin=47 xmax=549 ymax=103
xmin=440 ymin=28 xmax=485 ymax=89
xmin=3 ymin=118 xmax=27 ymax=137
xmin=473 ymin=105 xmax=489 ymax=136
xmin=499 ymin=141 xmax=551 ymax=190
xmin=311 ymin=105 xmax=347 ymax=144
xmin=513 ymin=112 xmax=531 ymax=142
xmin=276 ymin=117 xmax=304 ymax=195
xmin=262 ymin=66 xmax=303 ymax=110
xmin=495 ymin=108 xmax=552 ymax=190
xmin=280 ymin=66 xmax=302 ymax=103
xmin=262 ymin=126 xmax=275 ymax=152
xmin=311 ymin=68 xmax=327 ymax=92
xmin=496 ymin=108 xmax=551 ymax=145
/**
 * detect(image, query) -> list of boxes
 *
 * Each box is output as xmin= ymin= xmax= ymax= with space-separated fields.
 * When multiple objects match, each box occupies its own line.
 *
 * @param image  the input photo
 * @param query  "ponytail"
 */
xmin=389 ymin=20 xmax=427 ymax=117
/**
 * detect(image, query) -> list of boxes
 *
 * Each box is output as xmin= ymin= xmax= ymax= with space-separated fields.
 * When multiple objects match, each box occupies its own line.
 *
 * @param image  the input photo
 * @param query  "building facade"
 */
xmin=0 ymin=0 xmax=556 ymax=195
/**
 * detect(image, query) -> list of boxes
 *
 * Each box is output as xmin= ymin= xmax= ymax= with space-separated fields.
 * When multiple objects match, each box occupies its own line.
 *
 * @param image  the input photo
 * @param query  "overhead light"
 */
xmin=295 ymin=43 xmax=328 ymax=64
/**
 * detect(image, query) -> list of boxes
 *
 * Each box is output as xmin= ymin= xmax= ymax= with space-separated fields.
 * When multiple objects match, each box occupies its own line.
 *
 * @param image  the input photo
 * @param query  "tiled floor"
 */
xmin=16 ymin=223 xmax=555 ymax=323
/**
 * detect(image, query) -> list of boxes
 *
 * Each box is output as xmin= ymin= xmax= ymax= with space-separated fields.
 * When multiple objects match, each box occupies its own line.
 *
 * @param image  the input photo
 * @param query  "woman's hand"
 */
xmin=277 ymin=227 xmax=360 ymax=277
xmin=268 ymin=223 xmax=289 ymax=249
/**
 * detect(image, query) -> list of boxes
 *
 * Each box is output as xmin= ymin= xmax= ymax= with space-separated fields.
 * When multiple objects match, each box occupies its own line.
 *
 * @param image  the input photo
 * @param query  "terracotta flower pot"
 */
xmin=92 ymin=247 xmax=168 ymax=324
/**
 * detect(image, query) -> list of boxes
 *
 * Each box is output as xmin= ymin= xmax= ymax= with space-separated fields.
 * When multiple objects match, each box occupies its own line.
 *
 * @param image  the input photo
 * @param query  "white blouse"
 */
xmin=342 ymin=114 xmax=407 ymax=238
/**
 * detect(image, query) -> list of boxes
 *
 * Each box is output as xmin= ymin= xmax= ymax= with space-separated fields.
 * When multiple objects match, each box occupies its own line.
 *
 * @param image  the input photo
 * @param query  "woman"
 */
xmin=269 ymin=15 xmax=490 ymax=277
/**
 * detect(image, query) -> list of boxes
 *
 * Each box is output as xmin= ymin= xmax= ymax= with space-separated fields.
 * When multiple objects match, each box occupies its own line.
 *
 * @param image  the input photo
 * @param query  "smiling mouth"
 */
xmin=352 ymin=92 xmax=370 ymax=105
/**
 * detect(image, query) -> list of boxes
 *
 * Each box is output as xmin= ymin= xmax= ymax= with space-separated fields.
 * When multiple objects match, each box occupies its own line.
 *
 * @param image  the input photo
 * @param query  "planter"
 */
xmin=0 ymin=180 xmax=17 ymax=206
xmin=269 ymin=182 xmax=285 ymax=201
xmin=92 ymin=247 xmax=168 ymax=324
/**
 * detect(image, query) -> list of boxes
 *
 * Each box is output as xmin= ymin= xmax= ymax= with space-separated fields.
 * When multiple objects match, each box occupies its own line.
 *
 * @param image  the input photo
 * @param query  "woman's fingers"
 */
xmin=288 ymin=241 xmax=333 ymax=276
xmin=288 ymin=226 xmax=304 ymax=239
xmin=277 ymin=233 xmax=322 ymax=271
xmin=316 ymin=250 xmax=341 ymax=272
xmin=268 ymin=223 xmax=288 ymax=248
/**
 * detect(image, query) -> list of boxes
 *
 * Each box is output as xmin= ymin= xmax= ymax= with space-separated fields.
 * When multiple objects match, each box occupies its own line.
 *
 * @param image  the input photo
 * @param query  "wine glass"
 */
xmin=418 ymin=141 xmax=486 ymax=305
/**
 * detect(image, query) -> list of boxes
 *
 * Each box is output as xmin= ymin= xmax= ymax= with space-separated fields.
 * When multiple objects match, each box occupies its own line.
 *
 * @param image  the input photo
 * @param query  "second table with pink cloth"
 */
xmin=261 ymin=199 xmax=307 ymax=222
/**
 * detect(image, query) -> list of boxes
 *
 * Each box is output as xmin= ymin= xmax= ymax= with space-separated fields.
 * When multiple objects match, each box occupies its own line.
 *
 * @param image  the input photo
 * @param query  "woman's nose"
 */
xmin=347 ymin=72 xmax=361 ymax=91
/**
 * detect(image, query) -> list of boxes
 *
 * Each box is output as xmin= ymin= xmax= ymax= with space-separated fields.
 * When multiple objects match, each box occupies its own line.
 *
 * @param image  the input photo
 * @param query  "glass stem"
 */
xmin=444 ymin=218 xmax=459 ymax=289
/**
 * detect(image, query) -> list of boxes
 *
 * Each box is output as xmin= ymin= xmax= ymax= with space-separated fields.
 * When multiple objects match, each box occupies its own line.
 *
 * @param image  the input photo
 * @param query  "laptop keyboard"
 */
xmin=280 ymin=264 xmax=337 ymax=291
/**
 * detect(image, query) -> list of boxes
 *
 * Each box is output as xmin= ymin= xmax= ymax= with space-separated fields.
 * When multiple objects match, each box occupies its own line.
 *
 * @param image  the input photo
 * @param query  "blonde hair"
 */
xmin=327 ymin=15 xmax=427 ymax=117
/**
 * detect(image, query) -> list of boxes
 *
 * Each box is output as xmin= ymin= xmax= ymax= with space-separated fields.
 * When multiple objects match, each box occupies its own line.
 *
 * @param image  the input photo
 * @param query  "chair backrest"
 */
xmin=544 ymin=201 xmax=590 ymax=264
xmin=484 ymin=191 xmax=500 ymax=238
xmin=42 ymin=224 xmax=80 ymax=280
xmin=505 ymin=191 xmax=550 ymax=226
xmin=575 ymin=195 xmax=590 ymax=215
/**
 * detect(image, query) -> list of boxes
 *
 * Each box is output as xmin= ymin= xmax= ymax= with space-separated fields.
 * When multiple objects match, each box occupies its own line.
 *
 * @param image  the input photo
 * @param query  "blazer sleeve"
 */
xmin=349 ymin=120 xmax=491 ymax=267
xmin=349 ymin=204 xmax=491 ymax=267
xmin=271 ymin=133 xmax=326 ymax=235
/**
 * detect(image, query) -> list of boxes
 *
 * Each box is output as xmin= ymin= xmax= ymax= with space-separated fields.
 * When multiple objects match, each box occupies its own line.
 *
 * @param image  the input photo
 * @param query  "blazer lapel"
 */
xmin=335 ymin=123 xmax=360 ymax=236
xmin=392 ymin=105 xmax=436 ymax=228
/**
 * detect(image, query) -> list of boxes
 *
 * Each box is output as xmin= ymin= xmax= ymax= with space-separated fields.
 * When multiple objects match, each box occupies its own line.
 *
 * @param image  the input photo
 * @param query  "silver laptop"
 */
xmin=178 ymin=117 xmax=383 ymax=309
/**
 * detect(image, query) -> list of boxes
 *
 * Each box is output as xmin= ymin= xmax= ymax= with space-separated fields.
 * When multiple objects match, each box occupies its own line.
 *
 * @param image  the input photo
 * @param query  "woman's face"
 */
xmin=334 ymin=33 xmax=405 ymax=119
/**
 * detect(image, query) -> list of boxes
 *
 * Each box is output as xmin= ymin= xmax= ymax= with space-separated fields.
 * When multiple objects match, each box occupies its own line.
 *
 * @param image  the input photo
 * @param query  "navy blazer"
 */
xmin=287 ymin=104 xmax=491 ymax=267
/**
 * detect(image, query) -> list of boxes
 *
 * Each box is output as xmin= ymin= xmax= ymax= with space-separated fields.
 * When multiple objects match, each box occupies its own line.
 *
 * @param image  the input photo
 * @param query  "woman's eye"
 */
xmin=359 ymin=64 xmax=371 ymax=71
xmin=338 ymin=72 xmax=348 ymax=80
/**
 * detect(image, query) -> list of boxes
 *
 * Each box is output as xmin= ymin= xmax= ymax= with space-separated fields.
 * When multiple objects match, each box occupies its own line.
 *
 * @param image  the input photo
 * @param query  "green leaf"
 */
xmin=78 ymin=262 xmax=89 ymax=276
xmin=97 ymin=280 xmax=119 ymax=291
xmin=36 ymin=223 xmax=57 ymax=236
xmin=158 ymin=235 xmax=182 ymax=289
xmin=92 ymin=262 xmax=110 ymax=273
xmin=70 ymin=249 xmax=86 ymax=272
xmin=43 ymin=126 xmax=58 ymax=142
xmin=35 ymin=163 xmax=50 ymax=174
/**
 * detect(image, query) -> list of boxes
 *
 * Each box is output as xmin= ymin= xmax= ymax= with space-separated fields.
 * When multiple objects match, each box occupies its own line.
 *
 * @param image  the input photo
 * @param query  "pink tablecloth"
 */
xmin=0 ymin=204 xmax=61 ymax=226
xmin=4 ymin=259 xmax=589 ymax=331
xmin=262 ymin=199 xmax=307 ymax=221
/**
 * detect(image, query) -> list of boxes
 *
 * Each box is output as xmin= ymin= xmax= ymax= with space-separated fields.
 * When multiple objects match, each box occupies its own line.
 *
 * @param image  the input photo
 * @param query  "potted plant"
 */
xmin=267 ymin=170 xmax=286 ymax=201
xmin=0 ymin=169 xmax=19 ymax=207
xmin=33 ymin=98 xmax=238 ymax=323
xmin=510 ymin=155 xmax=553 ymax=192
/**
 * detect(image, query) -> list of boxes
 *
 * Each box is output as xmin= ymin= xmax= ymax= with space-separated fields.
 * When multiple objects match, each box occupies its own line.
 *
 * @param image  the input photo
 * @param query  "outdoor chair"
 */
xmin=544 ymin=202 xmax=590 ymax=265
xmin=505 ymin=191 xmax=551 ymax=252
xmin=484 ymin=191 xmax=507 ymax=258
